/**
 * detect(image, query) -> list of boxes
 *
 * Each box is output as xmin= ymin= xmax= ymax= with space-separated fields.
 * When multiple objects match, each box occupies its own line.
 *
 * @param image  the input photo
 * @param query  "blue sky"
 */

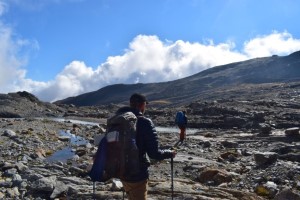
xmin=1 ymin=0 xmax=300 ymax=102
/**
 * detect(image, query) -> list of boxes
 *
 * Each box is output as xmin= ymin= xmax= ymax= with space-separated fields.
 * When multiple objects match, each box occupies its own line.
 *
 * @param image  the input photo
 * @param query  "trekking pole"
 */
xmin=171 ymin=157 xmax=174 ymax=200
xmin=93 ymin=182 xmax=96 ymax=200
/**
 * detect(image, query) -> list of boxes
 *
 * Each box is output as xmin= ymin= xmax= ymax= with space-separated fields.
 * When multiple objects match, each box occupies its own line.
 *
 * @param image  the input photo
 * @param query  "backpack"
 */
xmin=175 ymin=111 xmax=185 ymax=125
xmin=89 ymin=111 xmax=140 ymax=182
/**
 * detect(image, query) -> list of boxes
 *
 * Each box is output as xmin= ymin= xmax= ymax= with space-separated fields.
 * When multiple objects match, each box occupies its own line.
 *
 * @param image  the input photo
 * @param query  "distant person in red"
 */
xmin=175 ymin=111 xmax=188 ymax=142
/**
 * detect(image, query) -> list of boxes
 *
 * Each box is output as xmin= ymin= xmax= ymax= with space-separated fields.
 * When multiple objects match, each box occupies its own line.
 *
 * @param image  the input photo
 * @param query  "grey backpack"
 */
xmin=100 ymin=111 xmax=140 ymax=181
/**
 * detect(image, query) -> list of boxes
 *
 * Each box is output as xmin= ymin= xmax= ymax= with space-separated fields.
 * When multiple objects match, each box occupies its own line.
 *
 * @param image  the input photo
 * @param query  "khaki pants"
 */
xmin=121 ymin=179 xmax=148 ymax=200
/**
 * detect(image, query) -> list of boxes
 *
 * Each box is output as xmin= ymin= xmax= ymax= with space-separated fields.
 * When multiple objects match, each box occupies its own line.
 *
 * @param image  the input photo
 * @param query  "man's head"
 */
xmin=130 ymin=93 xmax=149 ymax=113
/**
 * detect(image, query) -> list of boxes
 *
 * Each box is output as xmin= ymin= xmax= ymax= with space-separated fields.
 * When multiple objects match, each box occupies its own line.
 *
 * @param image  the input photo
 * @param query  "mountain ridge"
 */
xmin=55 ymin=51 xmax=300 ymax=107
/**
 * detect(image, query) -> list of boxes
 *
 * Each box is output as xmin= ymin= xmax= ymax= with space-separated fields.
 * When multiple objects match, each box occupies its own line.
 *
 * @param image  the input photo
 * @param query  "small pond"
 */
xmin=45 ymin=118 xmax=200 ymax=163
xmin=46 ymin=130 xmax=89 ymax=163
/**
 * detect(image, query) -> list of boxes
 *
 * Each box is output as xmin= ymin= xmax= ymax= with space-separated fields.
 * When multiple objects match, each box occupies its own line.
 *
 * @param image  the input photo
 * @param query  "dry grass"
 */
xmin=150 ymin=100 xmax=172 ymax=105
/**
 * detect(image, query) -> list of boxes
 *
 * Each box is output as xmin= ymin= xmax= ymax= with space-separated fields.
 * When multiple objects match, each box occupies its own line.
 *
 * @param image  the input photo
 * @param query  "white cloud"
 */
xmin=0 ymin=21 xmax=26 ymax=90
xmin=0 ymin=1 xmax=7 ymax=16
xmin=34 ymin=61 xmax=95 ymax=102
xmin=1 ymin=27 xmax=300 ymax=102
xmin=244 ymin=31 xmax=300 ymax=57
xmin=95 ymin=35 xmax=247 ymax=85
xmin=0 ymin=17 xmax=41 ymax=93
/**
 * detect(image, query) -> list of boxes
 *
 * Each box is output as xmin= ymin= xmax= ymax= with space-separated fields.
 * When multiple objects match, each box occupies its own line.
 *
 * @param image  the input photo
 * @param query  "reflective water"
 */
xmin=47 ymin=117 xmax=99 ymax=126
xmin=47 ymin=117 xmax=199 ymax=134
xmin=46 ymin=130 xmax=89 ymax=163
xmin=46 ymin=147 xmax=74 ymax=163
xmin=45 ymin=118 xmax=200 ymax=162
xmin=156 ymin=126 xmax=199 ymax=135
xmin=58 ymin=130 xmax=88 ymax=146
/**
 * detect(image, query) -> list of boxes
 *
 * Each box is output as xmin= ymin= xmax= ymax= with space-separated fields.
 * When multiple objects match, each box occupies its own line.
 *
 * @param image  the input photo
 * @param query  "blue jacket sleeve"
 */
xmin=137 ymin=117 xmax=173 ymax=160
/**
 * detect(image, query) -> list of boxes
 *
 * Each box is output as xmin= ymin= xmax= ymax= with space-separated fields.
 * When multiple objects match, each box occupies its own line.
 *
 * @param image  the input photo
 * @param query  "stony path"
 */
xmin=1 ymin=118 xmax=300 ymax=199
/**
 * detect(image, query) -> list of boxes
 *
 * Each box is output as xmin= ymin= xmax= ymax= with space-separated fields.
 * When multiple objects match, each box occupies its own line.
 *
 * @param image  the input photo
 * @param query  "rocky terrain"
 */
xmin=0 ymin=80 xmax=300 ymax=199
xmin=1 ymin=51 xmax=300 ymax=199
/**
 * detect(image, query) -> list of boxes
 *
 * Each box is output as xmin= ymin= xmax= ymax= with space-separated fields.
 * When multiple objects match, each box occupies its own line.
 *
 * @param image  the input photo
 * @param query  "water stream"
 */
xmin=48 ymin=116 xmax=199 ymax=134
xmin=45 ymin=118 xmax=200 ymax=162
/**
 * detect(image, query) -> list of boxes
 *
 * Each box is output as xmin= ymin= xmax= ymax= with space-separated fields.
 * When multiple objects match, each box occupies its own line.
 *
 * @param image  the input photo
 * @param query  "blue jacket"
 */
xmin=116 ymin=106 xmax=173 ymax=182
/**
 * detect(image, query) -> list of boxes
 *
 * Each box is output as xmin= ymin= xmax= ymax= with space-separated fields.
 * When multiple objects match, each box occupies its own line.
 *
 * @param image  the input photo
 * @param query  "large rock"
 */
xmin=30 ymin=176 xmax=57 ymax=192
xmin=50 ymin=181 xmax=69 ymax=199
xmin=274 ymin=188 xmax=300 ymax=200
xmin=279 ymin=153 xmax=300 ymax=162
xmin=285 ymin=127 xmax=300 ymax=136
xmin=198 ymin=168 xmax=233 ymax=185
xmin=3 ymin=129 xmax=17 ymax=138
xmin=15 ymin=162 xmax=28 ymax=172
xmin=12 ymin=174 xmax=23 ymax=187
xmin=258 ymin=123 xmax=272 ymax=135
xmin=111 ymin=179 xmax=123 ymax=191
xmin=254 ymin=152 xmax=278 ymax=166
xmin=6 ymin=187 xmax=20 ymax=199
xmin=220 ymin=140 xmax=239 ymax=148
xmin=0 ymin=181 xmax=13 ymax=188
xmin=255 ymin=181 xmax=278 ymax=198
xmin=220 ymin=151 xmax=238 ymax=162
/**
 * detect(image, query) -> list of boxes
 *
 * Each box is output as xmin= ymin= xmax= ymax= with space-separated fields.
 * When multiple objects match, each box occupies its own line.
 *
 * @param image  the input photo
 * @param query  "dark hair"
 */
xmin=130 ymin=93 xmax=148 ymax=107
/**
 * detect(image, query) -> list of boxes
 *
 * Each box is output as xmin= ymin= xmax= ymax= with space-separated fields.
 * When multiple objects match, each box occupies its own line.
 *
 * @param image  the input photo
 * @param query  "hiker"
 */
xmin=175 ymin=111 xmax=188 ymax=142
xmin=116 ymin=93 xmax=176 ymax=200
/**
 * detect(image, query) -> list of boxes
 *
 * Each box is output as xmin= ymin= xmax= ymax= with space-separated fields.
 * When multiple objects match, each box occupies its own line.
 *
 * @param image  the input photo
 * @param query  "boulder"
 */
xmin=202 ymin=140 xmax=212 ymax=148
xmin=6 ymin=187 xmax=20 ymax=199
xmin=274 ymin=188 xmax=300 ymax=200
xmin=69 ymin=166 xmax=85 ymax=176
xmin=198 ymin=140 xmax=211 ymax=148
xmin=279 ymin=153 xmax=300 ymax=162
xmin=255 ymin=181 xmax=278 ymax=198
xmin=258 ymin=123 xmax=272 ymax=135
xmin=50 ymin=181 xmax=69 ymax=199
xmin=254 ymin=152 xmax=278 ymax=166
xmin=30 ymin=176 xmax=57 ymax=192
xmin=221 ymin=140 xmax=239 ymax=148
xmin=0 ymin=181 xmax=13 ymax=188
xmin=75 ymin=148 xmax=87 ymax=157
xmin=12 ymin=174 xmax=23 ymax=187
xmin=220 ymin=151 xmax=238 ymax=162
xmin=198 ymin=168 xmax=232 ymax=186
xmin=285 ymin=127 xmax=300 ymax=136
xmin=3 ymin=129 xmax=17 ymax=138
xmin=111 ymin=179 xmax=123 ymax=191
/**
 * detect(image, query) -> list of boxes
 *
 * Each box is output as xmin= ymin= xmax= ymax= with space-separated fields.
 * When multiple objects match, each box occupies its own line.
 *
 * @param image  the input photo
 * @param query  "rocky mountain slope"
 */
xmin=1 ymin=88 xmax=300 ymax=199
xmin=0 ymin=91 xmax=65 ymax=118
xmin=0 ymin=52 xmax=300 ymax=199
xmin=55 ymin=51 xmax=300 ymax=107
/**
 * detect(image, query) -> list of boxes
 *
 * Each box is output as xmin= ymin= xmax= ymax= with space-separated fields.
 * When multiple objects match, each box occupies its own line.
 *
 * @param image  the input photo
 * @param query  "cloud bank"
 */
xmin=1 ymin=3 xmax=300 ymax=103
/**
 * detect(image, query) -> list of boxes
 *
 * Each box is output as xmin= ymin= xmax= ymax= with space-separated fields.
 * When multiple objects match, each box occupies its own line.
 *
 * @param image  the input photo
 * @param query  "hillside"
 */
xmin=1 ymin=53 xmax=300 ymax=200
xmin=0 ymin=91 xmax=65 ymax=118
xmin=55 ymin=51 xmax=300 ymax=107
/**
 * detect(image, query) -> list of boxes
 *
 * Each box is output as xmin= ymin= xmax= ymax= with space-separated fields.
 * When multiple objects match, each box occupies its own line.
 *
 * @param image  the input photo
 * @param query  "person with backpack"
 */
xmin=175 ymin=111 xmax=188 ymax=142
xmin=112 ymin=93 xmax=176 ymax=200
